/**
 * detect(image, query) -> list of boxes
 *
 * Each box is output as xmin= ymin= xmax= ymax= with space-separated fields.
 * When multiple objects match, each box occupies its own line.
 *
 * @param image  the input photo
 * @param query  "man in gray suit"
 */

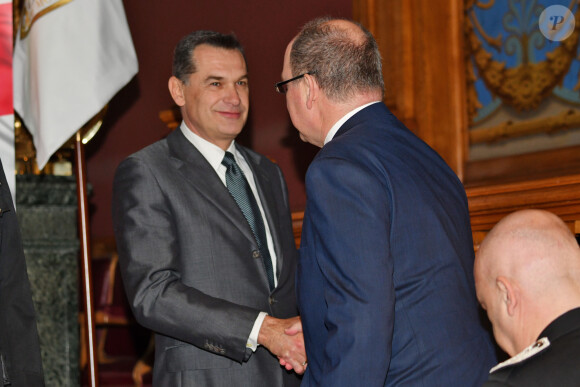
xmin=112 ymin=31 xmax=305 ymax=386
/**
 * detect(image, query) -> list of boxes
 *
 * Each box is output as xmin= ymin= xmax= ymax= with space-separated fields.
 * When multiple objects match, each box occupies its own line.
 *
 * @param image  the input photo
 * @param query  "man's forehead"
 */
xmin=193 ymin=45 xmax=245 ymax=66
xmin=283 ymin=41 xmax=293 ymax=72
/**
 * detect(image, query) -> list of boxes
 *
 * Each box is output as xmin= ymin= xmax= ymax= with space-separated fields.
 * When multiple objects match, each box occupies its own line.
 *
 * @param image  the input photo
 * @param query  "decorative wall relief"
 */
xmin=466 ymin=0 xmax=580 ymax=160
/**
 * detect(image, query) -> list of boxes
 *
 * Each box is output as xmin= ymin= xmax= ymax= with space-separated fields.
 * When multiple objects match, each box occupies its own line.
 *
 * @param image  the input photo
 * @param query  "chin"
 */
xmin=299 ymin=133 xmax=322 ymax=148
xmin=224 ymin=125 xmax=244 ymax=137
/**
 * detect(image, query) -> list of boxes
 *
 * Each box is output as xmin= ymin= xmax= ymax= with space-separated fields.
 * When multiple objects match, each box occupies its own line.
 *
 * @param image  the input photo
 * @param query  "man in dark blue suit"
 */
xmin=277 ymin=17 xmax=497 ymax=386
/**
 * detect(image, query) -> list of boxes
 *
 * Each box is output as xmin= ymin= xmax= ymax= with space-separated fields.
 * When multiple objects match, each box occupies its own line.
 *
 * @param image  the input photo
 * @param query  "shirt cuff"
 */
xmin=246 ymin=312 xmax=268 ymax=352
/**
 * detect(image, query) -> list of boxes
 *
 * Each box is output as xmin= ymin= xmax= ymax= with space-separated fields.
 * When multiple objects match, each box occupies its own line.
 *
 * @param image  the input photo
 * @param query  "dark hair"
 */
xmin=172 ymin=30 xmax=246 ymax=83
xmin=290 ymin=17 xmax=384 ymax=101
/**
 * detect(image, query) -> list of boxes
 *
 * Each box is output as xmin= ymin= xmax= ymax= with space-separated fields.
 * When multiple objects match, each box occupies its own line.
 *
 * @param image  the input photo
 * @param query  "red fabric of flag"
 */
xmin=0 ymin=3 xmax=12 ymax=116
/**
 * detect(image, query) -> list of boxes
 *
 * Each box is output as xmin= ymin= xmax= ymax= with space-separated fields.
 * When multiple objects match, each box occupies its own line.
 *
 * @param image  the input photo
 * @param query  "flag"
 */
xmin=13 ymin=0 xmax=138 ymax=170
xmin=0 ymin=0 xmax=14 ymax=197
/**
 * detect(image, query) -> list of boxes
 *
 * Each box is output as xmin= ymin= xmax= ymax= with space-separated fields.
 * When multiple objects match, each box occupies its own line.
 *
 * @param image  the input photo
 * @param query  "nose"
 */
xmin=223 ymin=84 xmax=241 ymax=106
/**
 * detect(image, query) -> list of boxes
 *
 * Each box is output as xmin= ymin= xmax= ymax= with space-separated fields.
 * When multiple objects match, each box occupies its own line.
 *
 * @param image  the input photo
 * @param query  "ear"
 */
xmin=303 ymin=73 xmax=318 ymax=110
xmin=168 ymin=76 xmax=186 ymax=107
xmin=496 ymin=276 xmax=518 ymax=316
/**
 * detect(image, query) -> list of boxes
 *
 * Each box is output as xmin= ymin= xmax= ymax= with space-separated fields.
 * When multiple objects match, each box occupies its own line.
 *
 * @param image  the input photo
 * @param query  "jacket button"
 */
xmin=268 ymin=296 xmax=276 ymax=305
xmin=252 ymin=250 xmax=261 ymax=259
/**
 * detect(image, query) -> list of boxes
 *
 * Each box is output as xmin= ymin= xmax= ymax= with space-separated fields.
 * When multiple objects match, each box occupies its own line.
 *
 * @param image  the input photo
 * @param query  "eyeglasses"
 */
xmin=275 ymin=72 xmax=314 ymax=94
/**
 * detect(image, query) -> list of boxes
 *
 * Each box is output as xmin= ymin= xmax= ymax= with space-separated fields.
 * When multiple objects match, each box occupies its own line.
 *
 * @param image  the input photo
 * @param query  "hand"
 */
xmin=258 ymin=316 xmax=307 ymax=374
xmin=284 ymin=319 xmax=303 ymax=336
xmin=132 ymin=359 xmax=152 ymax=387
xmin=279 ymin=318 xmax=306 ymax=371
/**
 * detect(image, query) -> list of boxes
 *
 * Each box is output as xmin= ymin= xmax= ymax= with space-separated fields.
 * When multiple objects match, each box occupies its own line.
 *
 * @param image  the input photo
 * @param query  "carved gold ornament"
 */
xmin=466 ymin=1 xmax=580 ymax=124
xmin=469 ymin=108 xmax=580 ymax=144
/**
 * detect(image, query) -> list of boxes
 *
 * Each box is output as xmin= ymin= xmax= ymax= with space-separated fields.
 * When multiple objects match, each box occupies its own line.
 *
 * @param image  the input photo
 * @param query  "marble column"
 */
xmin=16 ymin=174 xmax=80 ymax=387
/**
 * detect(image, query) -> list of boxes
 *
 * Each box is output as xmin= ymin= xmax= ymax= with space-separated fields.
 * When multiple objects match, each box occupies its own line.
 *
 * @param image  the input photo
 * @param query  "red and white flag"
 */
xmin=13 ymin=0 xmax=138 ymax=169
xmin=0 ymin=0 xmax=14 ymax=194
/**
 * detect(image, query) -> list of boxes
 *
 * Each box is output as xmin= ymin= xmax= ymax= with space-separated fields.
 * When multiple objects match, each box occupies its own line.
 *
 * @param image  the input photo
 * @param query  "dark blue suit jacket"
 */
xmin=297 ymin=103 xmax=497 ymax=386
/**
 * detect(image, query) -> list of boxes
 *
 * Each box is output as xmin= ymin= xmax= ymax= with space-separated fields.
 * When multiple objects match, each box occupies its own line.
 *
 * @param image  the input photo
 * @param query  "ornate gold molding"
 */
xmin=465 ymin=4 xmax=580 ymax=124
xmin=469 ymin=108 xmax=580 ymax=144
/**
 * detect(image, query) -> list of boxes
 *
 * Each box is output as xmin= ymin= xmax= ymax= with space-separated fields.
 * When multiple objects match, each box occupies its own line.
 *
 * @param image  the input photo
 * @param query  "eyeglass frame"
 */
xmin=275 ymin=72 xmax=315 ymax=94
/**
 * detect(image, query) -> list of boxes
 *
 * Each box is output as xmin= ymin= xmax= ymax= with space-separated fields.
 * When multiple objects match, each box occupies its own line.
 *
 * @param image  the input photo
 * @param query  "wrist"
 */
xmin=257 ymin=315 xmax=275 ymax=346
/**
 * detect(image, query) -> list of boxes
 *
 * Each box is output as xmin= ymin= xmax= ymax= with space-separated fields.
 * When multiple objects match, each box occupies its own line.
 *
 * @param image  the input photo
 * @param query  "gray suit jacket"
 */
xmin=112 ymin=129 xmax=300 ymax=386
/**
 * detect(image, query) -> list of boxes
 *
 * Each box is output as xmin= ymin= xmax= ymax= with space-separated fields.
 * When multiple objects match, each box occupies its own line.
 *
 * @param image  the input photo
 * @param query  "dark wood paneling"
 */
xmin=354 ymin=0 xmax=467 ymax=179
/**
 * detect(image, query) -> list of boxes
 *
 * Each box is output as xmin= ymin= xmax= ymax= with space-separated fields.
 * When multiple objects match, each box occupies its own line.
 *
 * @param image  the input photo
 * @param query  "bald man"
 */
xmin=475 ymin=209 xmax=580 ymax=386
xmin=278 ymin=17 xmax=497 ymax=386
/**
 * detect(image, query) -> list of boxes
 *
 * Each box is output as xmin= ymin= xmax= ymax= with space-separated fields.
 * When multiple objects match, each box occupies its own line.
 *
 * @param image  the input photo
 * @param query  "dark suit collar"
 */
xmin=332 ymin=101 xmax=390 ymax=141
xmin=538 ymin=306 xmax=580 ymax=343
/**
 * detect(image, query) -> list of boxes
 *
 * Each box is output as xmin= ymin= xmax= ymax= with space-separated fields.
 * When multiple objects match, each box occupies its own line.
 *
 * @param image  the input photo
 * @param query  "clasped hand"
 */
xmin=258 ymin=316 xmax=307 ymax=374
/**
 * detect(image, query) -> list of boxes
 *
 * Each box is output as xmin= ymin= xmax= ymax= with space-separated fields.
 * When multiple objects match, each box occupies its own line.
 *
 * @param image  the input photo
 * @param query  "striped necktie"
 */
xmin=222 ymin=151 xmax=275 ymax=291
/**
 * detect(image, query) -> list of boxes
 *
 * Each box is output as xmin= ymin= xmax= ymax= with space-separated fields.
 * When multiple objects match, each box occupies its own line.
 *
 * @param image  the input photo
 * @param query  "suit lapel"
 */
xmin=166 ymin=130 xmax=256 ymax=246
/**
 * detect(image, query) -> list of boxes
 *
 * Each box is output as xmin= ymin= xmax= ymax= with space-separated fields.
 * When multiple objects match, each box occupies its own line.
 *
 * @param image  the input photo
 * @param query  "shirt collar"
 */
xmin=323 ymin=101 xmax=381 ymax=145
xmin=179 ymin=122 xmax=238 ymax=170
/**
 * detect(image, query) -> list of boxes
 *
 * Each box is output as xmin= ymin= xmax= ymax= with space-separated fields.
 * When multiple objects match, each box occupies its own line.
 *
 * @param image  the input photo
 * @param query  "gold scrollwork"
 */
xmin=469 ymin=108 xmax=580 ymax=144
xmin=465 ymin=4 xmax=580 ymax=124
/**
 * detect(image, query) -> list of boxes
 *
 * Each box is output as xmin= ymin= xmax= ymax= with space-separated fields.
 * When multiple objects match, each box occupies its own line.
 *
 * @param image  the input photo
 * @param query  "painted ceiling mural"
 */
xmin=466 ymin=0 xmax=580 ymax=160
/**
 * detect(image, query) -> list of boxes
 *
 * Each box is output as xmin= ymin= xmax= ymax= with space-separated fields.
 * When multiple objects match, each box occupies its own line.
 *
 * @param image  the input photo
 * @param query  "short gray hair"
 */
xmin=290 ymin=17 xmax=384 ymax=102
xmin=172 ymin=30 xmax=246 ymax=84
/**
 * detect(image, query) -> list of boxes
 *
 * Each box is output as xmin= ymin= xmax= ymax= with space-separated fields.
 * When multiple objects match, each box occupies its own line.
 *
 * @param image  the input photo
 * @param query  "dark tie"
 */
xmin=222 ymin=151 xmax=275 ymax=291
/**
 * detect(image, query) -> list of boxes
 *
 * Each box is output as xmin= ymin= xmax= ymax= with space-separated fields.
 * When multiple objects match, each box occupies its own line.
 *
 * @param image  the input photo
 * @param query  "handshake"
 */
xmin=258 ymin=316 xmax=307 ymax=374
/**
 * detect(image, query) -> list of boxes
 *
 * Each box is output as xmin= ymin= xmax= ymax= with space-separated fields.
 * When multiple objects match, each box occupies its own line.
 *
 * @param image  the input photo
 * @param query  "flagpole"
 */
xmin=74 ymin=130 xmax=99 ymax=387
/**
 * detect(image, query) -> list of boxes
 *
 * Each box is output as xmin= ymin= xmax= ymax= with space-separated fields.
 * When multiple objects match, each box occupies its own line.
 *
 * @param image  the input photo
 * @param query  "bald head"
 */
xmin=474 ymin=209 xmax=580 ymax=356
xmin=289 ymin=17 xmax=384 ymax=102
xmin=477 ymin=210 xmax=580 ymax=293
